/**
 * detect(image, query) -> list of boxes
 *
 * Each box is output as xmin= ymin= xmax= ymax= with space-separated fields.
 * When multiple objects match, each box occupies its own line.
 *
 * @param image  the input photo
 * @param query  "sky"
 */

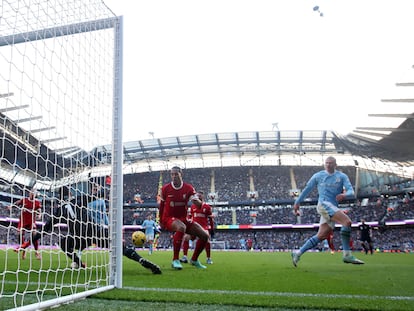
xmin=103 ymin=0 xmax=414 ymax=143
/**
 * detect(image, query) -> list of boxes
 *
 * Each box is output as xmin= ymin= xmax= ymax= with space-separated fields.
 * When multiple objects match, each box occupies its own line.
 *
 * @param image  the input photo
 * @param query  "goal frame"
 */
xmin=0 ymin=15 xmax=124 ymax=311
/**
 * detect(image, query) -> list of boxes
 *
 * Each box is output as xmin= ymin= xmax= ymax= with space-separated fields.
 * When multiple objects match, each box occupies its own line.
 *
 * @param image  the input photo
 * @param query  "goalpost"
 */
xmin=0 ymin=1 xmax=123 ymax=310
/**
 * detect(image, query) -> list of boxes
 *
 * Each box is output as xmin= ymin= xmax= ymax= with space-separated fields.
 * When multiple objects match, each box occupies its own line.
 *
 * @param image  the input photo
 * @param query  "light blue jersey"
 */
xmin=88 ymin=199 xmax=109 ymax=225
xmin=142 ymin=219 xmax=156 ymax=236
xmin=294 ymin=170 xmax=354 ymax=207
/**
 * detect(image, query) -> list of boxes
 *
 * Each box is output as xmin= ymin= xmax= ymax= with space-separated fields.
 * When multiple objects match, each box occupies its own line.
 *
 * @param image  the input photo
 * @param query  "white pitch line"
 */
xmin=124 ymin=287 xmax=414 ymax=301
xmin=4 ymin=281 xmax=413 ymax=302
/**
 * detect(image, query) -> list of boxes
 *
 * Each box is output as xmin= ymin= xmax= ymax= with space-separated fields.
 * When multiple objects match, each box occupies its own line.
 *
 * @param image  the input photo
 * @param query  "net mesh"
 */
xmin=0 ymin=1 xmax=118 ymax=309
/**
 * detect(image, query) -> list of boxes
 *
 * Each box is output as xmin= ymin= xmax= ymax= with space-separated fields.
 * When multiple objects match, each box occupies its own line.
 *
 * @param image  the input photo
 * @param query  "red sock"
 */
xmin=205 ymin=241 xmax=211 ymax=258
xmin=182 ymin=239 xmax=189 ymax=256
xmin=191 ymin=238 xmax=207 ymax=261
xmin=21 ymin=240 xmax=30 ymax=249
xmin=173 ymin=231 xmax=184 ymax=260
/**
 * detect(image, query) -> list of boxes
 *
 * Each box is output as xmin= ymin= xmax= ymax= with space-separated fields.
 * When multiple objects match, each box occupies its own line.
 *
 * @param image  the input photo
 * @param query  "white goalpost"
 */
xmin=0 ymin=1 xmax=123 ymax=310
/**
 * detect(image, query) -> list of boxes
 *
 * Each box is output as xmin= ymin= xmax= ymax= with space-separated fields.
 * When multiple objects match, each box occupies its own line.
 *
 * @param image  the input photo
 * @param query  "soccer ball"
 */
xmin=132 ymin=231 xmax=146 ymax=247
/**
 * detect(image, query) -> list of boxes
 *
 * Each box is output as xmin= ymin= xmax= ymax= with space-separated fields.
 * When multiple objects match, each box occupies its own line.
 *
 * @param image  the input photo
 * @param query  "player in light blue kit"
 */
xmin=142 ymin=214 xmax=157 ymax=255
xmin=88 ymin=183 xmax=109 ymax=226
xmin=291 ymin=156 xmax=364 ymax=266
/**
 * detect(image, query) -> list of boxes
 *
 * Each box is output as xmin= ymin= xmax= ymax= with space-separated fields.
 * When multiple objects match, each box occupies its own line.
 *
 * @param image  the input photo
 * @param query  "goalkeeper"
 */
xmin=32 ymin=185 xmax=161 ymax=274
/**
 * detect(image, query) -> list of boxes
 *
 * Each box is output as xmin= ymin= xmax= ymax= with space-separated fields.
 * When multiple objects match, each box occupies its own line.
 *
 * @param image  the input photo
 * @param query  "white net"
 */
xmin=211 ymin=240 xmax=227 ymax=250
xmin=0 ymin=0 xmax=121 ymax=309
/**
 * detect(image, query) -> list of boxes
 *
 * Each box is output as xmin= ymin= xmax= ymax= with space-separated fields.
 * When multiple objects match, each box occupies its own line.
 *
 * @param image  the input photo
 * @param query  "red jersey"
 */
xmin=190 ymin=202 xmax=213 ymax=230
xmin=159 ymin=182 xmax=196 ymax=222
xmin=16 ymin=198 xmax=41 ymax=229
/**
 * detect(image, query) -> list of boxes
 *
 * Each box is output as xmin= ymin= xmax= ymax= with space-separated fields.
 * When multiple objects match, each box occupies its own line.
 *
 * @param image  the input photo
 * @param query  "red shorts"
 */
xmin=163 ymin=217 xmax=194 ymax=233
xmin=18 ymin=222 xmax=35 ymax=230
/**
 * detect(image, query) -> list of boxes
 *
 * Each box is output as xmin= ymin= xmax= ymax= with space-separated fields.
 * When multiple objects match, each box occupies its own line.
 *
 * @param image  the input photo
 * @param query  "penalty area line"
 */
xmin=124 ymin=287 xmax=414 ymax=301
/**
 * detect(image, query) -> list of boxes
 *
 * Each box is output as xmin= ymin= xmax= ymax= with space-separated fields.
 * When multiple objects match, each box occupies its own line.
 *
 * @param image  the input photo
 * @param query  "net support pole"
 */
xmin=110 ymin=15 xmax=124 ymax=289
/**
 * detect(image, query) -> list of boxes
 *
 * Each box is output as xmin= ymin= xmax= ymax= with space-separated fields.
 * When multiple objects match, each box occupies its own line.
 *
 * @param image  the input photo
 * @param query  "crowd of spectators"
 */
xmin=122 ymin=197 xmax=414 ymax=251
xmin=124 ymin=197 xmax=414 ymax=227
xmin=120 ymin=165 xmax=413 ymax=251
xmin=121 ymin=165 xmax=375 ymax=203
xmin=122 ymin=166 xmax=328 ymax=203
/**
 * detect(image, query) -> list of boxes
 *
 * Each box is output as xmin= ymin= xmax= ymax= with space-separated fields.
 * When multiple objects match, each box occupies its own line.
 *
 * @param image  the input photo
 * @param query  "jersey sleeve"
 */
xmin=341 ymin=173 xmax=355 ymax=198
xmin=294 ymin=173 xmax=318 ymax=204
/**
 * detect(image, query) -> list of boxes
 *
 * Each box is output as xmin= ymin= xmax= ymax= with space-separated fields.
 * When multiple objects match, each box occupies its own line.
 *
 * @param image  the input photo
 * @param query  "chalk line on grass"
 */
xmin=124 ymin=286 xmax=414 ymax=301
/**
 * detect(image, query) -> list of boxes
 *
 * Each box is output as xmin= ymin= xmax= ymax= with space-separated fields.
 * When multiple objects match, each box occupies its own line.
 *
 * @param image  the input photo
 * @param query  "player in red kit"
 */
xmin=9 ymin=189 xmax=42 ymax=260
xmin=180 ymin=191 xmax=215 ymax=264
xmin=159 ymin=166 xmax=209 ymax=270
xmin=326 ymin=228 xmax=354 ymax=254
xmin=326 ymin=230 xmax=335 ymax=254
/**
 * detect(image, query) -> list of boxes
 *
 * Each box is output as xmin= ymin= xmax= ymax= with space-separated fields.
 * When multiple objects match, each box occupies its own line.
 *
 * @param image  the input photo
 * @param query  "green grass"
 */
xmin=1 ymin=250 xmax=414 ymax=310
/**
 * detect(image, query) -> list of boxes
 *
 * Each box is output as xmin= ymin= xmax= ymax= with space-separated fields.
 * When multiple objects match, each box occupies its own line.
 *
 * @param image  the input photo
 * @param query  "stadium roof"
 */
xmin=336 ymin=113 xmax=414 ymax=165
xmin=90 ymin=128 xmax=414 ymax=174
xmin=0 ymin=126 xmax=413 ymax=188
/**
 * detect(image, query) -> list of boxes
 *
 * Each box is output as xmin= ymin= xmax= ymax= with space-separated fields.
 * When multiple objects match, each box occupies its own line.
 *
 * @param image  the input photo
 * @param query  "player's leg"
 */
xmin=300 ymin=224 xmax=329 ymax=255
xmin=181 ymin=239 xmax=189 ymax=260
xmin=60 ymin=236 xmax=84 ymax=268
xmin=367 ymin=238 xmax=374 ymax=254
xmin=180 ymin=234 xmax=191 ymax=263
xmin=168 ymin=218 xmax=186 ymax=269
xmin=186 ymin=222 xmax=208 ymax=269
xmin=146 ymin=232 xmax=155 ymax=255
xmin=205 ymin=239 xmax=213 ymax=264
xmin=361 ymin=240 xmax=368 ymax=254
xmin=332 ymin=211 xmax=364 ymax=264
xmin=327 ymin=231 xmax=335 ymax=254
xmin=333 ymin=211 xmax=352 ymax=254
xmin=16 ymin=227 xmax=30 ymax=259
xmin=15 ymin=227 xmax=26 ymax=249
xmin=20 ymin=227 xmax=31 ymax=250
xmin=291 ymin=225 xmax=329 ymax=266
xmin=123 ymin=244 xmax=161 ymax=274
xmin=349 ymin=237 xmax=354 ymax=250
xmin=31 ymin=229 xmax=41 ymax=259
xmin=153 ymin=233 xmax=159 ymax=250
xmin=369 ymin=242 xmax=374 ymax=254
xmin=31 ymin=218 xmax=53 ymax=246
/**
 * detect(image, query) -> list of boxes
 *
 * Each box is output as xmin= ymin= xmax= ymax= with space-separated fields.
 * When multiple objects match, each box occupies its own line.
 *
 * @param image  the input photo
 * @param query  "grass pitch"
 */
xmin=1 ymin=250 xmax=413 ymax=310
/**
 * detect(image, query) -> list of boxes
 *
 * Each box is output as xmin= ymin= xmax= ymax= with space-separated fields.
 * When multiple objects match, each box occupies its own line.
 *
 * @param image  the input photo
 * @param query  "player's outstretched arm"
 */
xmin=123 ymin=244 xmax=161 ymax=274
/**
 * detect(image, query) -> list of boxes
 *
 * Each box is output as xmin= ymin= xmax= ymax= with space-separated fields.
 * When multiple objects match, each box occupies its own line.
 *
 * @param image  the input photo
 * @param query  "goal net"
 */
xmin=0 ymin=0 xmax=123 ymax=310
xmin=211 ymin=240 xmax=227 ymax=250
